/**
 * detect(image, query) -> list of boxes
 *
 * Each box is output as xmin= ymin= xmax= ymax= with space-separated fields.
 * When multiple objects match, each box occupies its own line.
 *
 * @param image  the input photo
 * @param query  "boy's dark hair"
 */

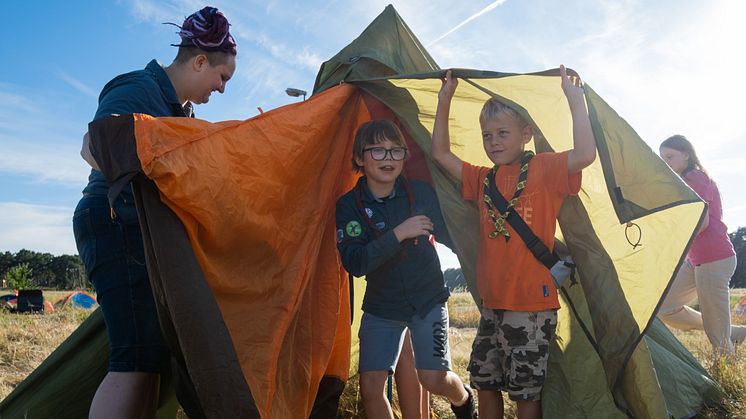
xmin=352 ymin=120 xmax=407 ymax=172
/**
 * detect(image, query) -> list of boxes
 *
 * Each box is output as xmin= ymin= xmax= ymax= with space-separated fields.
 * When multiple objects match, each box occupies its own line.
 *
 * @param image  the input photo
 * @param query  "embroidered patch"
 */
xmin=375 ymin=222 xmax=386 ymax=230
xmin=365 ymin=207 xmax=373 ymax=218
xmin=345 ymin=220 xmax=362 ymax=237
xmin=336 ymin=229 xmax=344 ymax=243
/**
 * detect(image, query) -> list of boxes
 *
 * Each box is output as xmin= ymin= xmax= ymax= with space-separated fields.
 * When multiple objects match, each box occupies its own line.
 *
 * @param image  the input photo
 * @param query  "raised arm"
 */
xmin=561 ymin=65 xmax=597 ymax=173
xmin=431 ymin=70 xmax=464 ymax=181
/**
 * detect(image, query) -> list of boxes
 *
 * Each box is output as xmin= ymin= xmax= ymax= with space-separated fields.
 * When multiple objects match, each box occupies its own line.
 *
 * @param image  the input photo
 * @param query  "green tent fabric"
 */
xmin=1 ymin=5 xmax=720 ymax=418
xmin=0 ymin=309 xmax=179 ymax=419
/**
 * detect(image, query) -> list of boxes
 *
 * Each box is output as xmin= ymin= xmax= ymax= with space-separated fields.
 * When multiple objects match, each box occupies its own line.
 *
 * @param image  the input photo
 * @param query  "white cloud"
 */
xmin=427 ymin=0 xmax=507 ymax=47
xmin=249 ymin=33 xmax=324 ymax=71
xmin=0 ymin=202 xmax=77 ymax=255
xmin=124 ymin=0 xmax=186 ymax=23
xmin=0 ymin=90 xmax=38 ymax=114
xmin=0 ymin=136 xmax=90 ymax=186
xmin=57 ymin=71 xmax=98 ymax=98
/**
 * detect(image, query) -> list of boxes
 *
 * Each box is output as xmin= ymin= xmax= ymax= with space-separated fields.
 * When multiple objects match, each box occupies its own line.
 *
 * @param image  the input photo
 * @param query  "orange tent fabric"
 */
xmin=131 ymin=84 xmax=368 ymax=417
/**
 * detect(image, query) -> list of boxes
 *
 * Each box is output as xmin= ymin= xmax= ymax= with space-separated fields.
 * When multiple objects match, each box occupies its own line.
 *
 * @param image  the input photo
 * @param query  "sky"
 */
xmin=1 ymin=0 xmax=745 ymax=271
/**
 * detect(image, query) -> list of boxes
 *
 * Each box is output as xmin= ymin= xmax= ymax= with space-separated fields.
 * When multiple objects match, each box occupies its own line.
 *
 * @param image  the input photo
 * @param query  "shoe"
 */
xmin=451 ymin=384 xmax=478 ymax=419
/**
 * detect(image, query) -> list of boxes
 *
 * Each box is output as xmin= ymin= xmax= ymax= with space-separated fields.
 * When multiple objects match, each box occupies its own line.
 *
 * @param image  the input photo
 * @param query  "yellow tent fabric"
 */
xmin=354 ymin=72 xmax=708 ymax=416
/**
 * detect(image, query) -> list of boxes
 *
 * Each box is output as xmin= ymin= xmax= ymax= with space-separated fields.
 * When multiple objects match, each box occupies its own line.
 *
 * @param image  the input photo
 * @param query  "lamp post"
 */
xmin=286 ymin=87 xmax=307 ymax=101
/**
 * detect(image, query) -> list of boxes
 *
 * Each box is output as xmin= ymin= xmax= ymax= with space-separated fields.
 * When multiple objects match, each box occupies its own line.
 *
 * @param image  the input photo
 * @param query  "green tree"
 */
xmin=5 ymin=263 xmax=33 ymax=290
xmin=730 ymin=227 xmax=746 ymax=288
xmin=15 ymin=249 xmax=54 ymax=287
xmin=49 ymin=255 xmax=88 ymax=290
xmin=0 ymin=251 xmax=13 ymax=278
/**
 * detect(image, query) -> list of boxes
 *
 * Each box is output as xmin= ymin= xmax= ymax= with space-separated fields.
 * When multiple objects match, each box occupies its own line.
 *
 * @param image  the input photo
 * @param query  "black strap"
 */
xmin=485 ymin=170 xmax=559 ymax=270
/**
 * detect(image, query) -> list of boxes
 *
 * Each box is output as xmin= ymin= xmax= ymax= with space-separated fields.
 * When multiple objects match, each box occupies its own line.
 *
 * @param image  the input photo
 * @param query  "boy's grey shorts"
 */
xmin=358 ymin=303 xmax=452 ymax=373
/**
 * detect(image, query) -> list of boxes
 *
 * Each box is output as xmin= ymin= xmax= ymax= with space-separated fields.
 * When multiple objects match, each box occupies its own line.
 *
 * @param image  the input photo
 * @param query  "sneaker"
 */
xmin=451 ymin=384 xmax=478 ymax=419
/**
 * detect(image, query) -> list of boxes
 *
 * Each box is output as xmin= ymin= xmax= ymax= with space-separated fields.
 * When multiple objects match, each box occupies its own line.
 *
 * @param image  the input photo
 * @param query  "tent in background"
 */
xmin=1 ymin=5 xmax=720 ymax=418
xmin=55 ymin=292 xmax=97 ymax=310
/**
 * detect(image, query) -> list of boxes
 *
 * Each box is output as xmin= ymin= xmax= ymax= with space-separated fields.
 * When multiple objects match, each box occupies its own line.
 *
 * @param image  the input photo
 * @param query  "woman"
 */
xmin=74 ymin=7 xmax=236 ymax=418
xmin=658 ymin=134 xmax=745 ymax=355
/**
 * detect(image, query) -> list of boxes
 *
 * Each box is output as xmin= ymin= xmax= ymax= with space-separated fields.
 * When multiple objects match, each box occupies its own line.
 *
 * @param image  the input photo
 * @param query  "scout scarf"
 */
xmin=482 ymin=150 xmax=534 ymax=240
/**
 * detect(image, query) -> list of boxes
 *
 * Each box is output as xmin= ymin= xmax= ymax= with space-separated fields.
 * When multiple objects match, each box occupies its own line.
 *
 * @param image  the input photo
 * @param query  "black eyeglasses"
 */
xmin=363 ymin=147 xmax=408 ymax=161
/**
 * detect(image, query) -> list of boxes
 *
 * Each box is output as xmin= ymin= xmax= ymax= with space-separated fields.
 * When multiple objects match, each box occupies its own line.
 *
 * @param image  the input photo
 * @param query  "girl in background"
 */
xmin=658 ymin=134 xmax=746 ymax=355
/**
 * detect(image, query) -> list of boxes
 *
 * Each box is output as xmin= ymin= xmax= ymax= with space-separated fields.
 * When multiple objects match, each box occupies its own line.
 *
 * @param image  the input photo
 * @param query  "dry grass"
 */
xmin=672 ymin=311 xmax=746 ymax=418
xmin=2 ymin=290 xmax=746 ymax=418
xmin=0 ymin=290 xmax=93 ymax=400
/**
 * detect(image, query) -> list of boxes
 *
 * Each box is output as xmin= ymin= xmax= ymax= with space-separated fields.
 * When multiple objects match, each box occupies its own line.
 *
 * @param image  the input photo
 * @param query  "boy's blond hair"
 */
xmin=479 ymin=98 xmax=529 ymax=127
xmin=351 ymin=120 xmax=407 ymax=172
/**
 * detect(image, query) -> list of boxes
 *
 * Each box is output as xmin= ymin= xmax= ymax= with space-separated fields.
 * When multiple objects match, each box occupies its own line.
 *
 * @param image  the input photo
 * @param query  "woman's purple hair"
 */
xmin=167 ymin=6 xmax=237 ymax=55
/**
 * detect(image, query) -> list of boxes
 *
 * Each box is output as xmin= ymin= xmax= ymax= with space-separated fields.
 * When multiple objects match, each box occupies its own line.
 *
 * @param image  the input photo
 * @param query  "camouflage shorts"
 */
xmin=468 ymin=309 xmax=557 ymax=401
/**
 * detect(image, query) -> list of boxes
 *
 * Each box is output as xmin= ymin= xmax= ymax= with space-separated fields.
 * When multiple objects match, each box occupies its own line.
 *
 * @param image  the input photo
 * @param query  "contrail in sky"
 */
xmin=427 ymin=0 xmax=507 ymax=47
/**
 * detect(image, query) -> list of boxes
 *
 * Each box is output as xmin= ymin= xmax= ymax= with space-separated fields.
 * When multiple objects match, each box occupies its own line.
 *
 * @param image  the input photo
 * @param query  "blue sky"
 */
xmin=1 ymin=0 xmax=745 ymax=270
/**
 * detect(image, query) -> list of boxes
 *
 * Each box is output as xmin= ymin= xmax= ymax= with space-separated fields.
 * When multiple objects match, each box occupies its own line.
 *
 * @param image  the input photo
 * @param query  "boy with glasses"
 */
xmin=336 ymin=120 xmax=477 ymax=418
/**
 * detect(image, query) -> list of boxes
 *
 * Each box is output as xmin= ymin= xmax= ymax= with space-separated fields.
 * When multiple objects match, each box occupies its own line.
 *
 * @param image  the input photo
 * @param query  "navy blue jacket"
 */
xmin=82 ymin=59 xmax=192 ymax=198
xmin=336 ymin=177 xmax=454 ymax=321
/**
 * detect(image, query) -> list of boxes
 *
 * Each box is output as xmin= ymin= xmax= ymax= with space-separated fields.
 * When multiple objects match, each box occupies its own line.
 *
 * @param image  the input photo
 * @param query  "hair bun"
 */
xmin=177 ymin=6 xmax=237 ymax=54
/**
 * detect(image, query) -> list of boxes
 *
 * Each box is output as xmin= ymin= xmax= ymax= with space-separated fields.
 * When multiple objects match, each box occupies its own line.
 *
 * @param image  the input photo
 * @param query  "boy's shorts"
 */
xmin=73 ymin=194 xmax=170 ymax=373
xmin=358 ymin=303 xmax=451 ymax=373
xmin=468 ymin=308 xmax=557 ymax=401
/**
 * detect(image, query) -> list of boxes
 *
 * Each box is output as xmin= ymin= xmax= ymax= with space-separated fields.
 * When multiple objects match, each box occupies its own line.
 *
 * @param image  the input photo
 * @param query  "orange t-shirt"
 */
xmin=462 ymin=151 xmax=581 ymax=311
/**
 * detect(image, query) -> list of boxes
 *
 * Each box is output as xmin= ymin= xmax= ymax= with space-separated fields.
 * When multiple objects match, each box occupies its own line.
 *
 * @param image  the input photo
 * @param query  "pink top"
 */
xmin=684 ymin=170 xmax=735 ymax=265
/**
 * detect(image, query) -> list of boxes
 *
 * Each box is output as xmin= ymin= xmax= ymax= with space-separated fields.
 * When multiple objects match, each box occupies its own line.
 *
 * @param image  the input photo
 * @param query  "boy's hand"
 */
xmin=560 ymin=64 xmax=584 ymax=102
xmin=438 ymin=70 xmax=458 ymax=102
xmin=393 ymin=215 xmax=433 ymax=242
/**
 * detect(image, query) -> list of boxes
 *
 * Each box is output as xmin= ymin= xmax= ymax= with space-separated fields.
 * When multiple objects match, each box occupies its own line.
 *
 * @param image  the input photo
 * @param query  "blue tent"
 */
xmin=58 ymin=292 xmax=97 ymax=309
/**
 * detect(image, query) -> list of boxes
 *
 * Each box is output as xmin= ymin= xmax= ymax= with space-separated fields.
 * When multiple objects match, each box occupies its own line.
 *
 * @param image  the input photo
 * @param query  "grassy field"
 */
xmin=0 ymin=290 xmax=92 ymax=400
xmin=2 ymin=290 xmax=746 ymax=417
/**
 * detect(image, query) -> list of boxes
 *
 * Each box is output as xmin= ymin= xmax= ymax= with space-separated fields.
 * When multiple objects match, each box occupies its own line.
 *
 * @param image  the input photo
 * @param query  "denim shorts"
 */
xmin=358 ymin=303 xmax=452 ymax=373
xmin=73 ymin=193 xmax=169 ymax=373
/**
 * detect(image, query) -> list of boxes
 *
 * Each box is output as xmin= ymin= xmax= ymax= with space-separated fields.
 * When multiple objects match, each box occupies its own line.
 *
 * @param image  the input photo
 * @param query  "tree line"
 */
xmin=0 ymin=250 xmax=88 ymax=290
xmin=2 ymin=228 xmax=745 ymax=291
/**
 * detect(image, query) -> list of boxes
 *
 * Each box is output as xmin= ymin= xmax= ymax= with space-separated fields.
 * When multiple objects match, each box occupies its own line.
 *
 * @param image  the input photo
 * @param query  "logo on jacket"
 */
xmin=365 ymin=207 xmax=373 ymax=218
xmin=345 ymin=220 xmax=362 ymax=237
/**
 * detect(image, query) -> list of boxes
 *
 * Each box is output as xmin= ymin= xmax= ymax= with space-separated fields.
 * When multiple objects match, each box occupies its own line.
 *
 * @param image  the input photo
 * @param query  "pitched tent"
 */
xmin=55 ymin=291 xmax=97 ymax=309
xmin=1 ymin=5 xmax=720 ymax=418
